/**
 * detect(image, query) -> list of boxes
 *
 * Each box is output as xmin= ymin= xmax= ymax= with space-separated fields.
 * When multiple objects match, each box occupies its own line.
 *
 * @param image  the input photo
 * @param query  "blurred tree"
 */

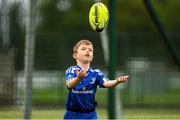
xmin=35 ymin=0 xmax=103 ymax=70
xmin=9 ymin=3 xmax=25 ymax=70
xmin=34 ymin=0 xmax=180 ymax=69
xmin=118 ymin=0 xmax=154 ymax=32
xmin=152 ymin=0 xmax=180 ymax=32
xmin=36 ymin=0 xmax=92 ymax=32
xmin=0 ymin=15 xmax=2 ymax=47
xmin=117 ymin=0 xmax=180 ymax=32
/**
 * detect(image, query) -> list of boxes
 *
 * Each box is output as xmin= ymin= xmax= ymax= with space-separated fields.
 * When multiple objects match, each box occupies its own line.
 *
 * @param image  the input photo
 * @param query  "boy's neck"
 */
xmin=77 ymin=62 xmax=90 ymax=71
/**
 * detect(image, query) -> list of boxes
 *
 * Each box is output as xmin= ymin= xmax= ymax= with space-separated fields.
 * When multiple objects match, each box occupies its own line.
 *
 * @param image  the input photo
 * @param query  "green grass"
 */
xmin=122 ymin=92 xmax=180 ymax=106
xmin=18 ymin=88 xmax=108 ymax=106
xmin=124 ymin=108 xmax=180 ymax=119
xmin=18 ymin=86 xmax=180 ymax=107
xmin=1 ymin=107 xmax=180 ymax=119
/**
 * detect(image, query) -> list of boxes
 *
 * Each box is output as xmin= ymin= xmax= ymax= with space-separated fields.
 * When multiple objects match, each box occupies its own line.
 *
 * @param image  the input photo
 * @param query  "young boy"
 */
xmin=64 ymin=39 xmax=129 ymax=119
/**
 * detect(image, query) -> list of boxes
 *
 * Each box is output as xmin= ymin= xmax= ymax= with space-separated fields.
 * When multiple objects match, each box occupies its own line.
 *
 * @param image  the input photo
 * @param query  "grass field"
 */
xmin=0 ymin=107 xmax=180 ymax=119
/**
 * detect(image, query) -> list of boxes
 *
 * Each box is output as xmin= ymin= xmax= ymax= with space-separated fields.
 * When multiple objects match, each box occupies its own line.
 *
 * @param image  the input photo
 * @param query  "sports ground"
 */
xmin=1 ymin=107 xmax=180 ymax=119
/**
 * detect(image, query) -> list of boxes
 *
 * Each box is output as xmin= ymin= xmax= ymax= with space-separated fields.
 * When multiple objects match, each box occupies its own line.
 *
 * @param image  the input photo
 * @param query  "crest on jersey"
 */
xmin=90 ymin=77 xmax=96 ymax=84
xmin=82 ymin=87 xmax=86 ymax=91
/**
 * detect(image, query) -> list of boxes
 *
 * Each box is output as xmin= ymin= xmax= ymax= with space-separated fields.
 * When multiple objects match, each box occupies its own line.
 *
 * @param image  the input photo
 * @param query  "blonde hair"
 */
xmin=73 ymin=39 xmax=93 ymax=53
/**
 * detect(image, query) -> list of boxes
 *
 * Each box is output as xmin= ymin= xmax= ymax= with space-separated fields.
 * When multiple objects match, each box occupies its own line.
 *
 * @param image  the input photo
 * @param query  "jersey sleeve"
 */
xmin=95 ymin=69 xmax=109 ymax=88
xmin=65 ymin=66 xmax=77 ymax=82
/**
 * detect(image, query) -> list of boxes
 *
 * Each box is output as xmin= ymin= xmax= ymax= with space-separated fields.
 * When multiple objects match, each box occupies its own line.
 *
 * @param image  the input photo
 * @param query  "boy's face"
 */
xmin=73 ymin=43 xmax=93 ymax=64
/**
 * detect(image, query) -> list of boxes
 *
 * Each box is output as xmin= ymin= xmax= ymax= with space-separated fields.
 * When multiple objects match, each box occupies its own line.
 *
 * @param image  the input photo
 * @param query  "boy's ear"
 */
xmin=73 ymin=53 xmax=77 ymax=59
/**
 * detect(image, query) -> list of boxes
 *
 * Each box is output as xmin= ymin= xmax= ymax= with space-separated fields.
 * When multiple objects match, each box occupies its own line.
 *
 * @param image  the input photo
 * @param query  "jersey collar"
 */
xmin=76 ymin=65 xmax=93 ymax=73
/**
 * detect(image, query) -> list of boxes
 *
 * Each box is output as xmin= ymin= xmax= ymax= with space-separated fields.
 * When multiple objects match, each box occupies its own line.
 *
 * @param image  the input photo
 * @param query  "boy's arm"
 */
xmin=103 ymin=75 xmax=129 ymax=88
xmin=66 ymin=70 xmax=87 ymax=89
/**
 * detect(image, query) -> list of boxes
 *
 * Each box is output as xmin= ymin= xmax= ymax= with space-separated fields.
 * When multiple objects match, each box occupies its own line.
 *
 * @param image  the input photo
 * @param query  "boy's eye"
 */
xmin=81 ymin=48 xmax=86 ymax=50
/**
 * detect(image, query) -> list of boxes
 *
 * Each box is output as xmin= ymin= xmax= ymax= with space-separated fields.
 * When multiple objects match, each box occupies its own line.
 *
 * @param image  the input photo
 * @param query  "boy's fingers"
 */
xmin=123 ymin=75 xmax=129 ymax=79
xmin=79 ymin=70 xmax=85 ymax=74
xmin=76 ymin=69 xmax=87 ymax=78
xmin=117 ymin=75 xmax=129 ymax=82
xmin=76 ymin=69 xmax=79 ymax=74
xmin=82 ymin=70 xmax=87 ymax=76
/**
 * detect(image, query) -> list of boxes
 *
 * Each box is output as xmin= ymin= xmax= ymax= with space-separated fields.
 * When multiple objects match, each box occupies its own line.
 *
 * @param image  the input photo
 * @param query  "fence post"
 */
xmin=23 ymin=0 xmax=36 ymax=119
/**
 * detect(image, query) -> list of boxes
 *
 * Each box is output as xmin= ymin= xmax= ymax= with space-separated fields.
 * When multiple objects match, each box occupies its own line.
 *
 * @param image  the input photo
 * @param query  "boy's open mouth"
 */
xmin=85 ymin=54 xmax=90 ymax=57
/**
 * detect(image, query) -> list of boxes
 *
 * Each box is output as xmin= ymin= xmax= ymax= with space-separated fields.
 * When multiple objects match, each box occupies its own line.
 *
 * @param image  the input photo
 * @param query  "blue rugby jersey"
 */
xmin=65 ymin=65 xmax=109 ymax=112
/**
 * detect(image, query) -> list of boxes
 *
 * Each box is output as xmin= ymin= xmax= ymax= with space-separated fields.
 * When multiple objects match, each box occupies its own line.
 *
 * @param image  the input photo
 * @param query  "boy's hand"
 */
xmin=116 ymin=75 xmax=129 ymax=83
xmin=76 ymin=69 xmax=87 ymax=79
xmin=66 ymin=69 xmax=87 ymax=89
